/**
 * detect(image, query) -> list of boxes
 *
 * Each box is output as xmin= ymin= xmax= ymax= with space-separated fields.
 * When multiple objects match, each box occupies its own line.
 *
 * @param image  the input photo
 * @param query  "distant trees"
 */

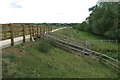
xmin=15 ymin=23 xmax=77 ymax=27
xmin=73 ymin=2 xmax=119 ymax=39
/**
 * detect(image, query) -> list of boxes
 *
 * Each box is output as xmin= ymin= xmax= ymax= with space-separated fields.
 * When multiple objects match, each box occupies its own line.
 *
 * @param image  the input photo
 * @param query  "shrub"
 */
xmin=37 ymin=38 xmax=54 ymax=53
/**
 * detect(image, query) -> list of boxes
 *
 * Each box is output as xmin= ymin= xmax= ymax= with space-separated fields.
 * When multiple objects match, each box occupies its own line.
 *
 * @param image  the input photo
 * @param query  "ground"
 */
xmin=2 ymin=37 xmax=118 ymax=78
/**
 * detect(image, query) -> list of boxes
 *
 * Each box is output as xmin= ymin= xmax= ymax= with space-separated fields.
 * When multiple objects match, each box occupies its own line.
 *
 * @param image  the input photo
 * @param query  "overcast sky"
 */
xmin=0 ymin=0 xmax=98 ymax=23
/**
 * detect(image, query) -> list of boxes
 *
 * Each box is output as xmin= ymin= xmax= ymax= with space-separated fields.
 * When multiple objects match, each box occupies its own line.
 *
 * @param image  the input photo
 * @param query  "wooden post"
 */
xmin=47 ymin=25 xmax=48 ymax=33
xmin=39 ymin=25 xmax=41 ymax=36
xmin=43 ymin=25 xmax=46 ymax=34
xmin=37 ymin=25 xmax=39 ymax=36
xmin=41 ymin=25 xmax=43 ymax=36
xmin=10 ymin=24 xmax=14 ymax=46
xmin=45 ymin=25 xmax=47 ymax=34
xmin=22 ymin=25 xmax=25 ymax=43
xmin=30 ymin=25 xmax=32 ymax=41
xmin=32 ymin=25 xmax=34 ymax=38
xmin=40 ymin=25 xmax=42 ymax=36
xmin=51 ymin=26 xmax=52 ymax=32
xmin=33 ymin=25 xmax=36 ymax=36
xmin=34 ymin=25 xmax=37 ymax=37
xmin=46 ymin=25 xmax=48 ymax=34
xmin=48 ymin=25 xmax=50 ymax=33
xmin=43 ymin=25 xmax=45 ymax=35
xmin=47 ymin=25 xmax=49 ymax=34
xmin=39 ymin=25 xmax=40 ymax=36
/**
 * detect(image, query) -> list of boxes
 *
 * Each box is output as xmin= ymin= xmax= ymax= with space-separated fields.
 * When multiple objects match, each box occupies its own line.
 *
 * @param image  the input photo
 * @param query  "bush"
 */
xmin=37 ymin=38 xmax=54 ymax=53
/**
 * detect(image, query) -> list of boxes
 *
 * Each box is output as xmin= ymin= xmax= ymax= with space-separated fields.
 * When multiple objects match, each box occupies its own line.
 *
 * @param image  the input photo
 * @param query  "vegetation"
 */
xmin=2 ymin=38 xmax=118 ymax=78
xmin=2 ymin=2 xmax=119 ymax=79
xmin=73 ymin=2 xmax=119 ymax=39
xmin=51 ymin=28 xmax=119 ymax=59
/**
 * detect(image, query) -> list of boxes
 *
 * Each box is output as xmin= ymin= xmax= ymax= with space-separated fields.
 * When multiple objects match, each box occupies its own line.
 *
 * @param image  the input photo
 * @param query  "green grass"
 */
xmin=2 ymin=38 xmax=118 ymax=78
xmin=51 ymin=28 xmax=119 ymax=59
xmin=52 ymin=28 xmax=104 ymax=40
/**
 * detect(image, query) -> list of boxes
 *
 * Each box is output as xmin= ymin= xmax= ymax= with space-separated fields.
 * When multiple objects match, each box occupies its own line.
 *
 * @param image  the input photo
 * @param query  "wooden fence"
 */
xmin=45 ymin=33 xmax=120 ymax=73
xmin=0 ymin=24 xmax=53 ymax=46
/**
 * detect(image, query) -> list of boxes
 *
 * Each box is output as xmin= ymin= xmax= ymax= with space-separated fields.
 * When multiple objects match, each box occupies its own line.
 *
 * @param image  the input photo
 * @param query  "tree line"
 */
xmin=73 ymin=2 xmax=120 ymax=40
xmin=14 ymin=23 xmax=77 ymax=27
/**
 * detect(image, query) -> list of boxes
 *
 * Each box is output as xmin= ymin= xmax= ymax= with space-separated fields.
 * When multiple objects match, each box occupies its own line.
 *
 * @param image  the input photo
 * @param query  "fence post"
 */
xmin=30 ymin=25 xmax=32 ymax=41
xmin=43 ymin=25 xmax=45 ymax=35
xmin=40 ymin=25 xmax=42 ymax=36
xmin=22 ymin=25 xmax=25 ymax=43
xmin=32 ymin=25 xmax=34 ymax=38
xmin=46 ymin=25 xmax=48 ymax=34
xmin=51 ymin=26 xmax=52 ymax=32
xmin=48 ymin=25 xmax=50 ymax=34
xmin=47 ymin=25 xmax=49 ymax=33
xmin=41 ymin=25 xmax=43 ymax=36
xmin=10 ymin=24 xmax=14 ymax=46
xmin=37 ymin=25 xmax=39 ymax=36
xmin=46 ymin=25 xmax=47 ymax=34
xmin=39 ymin=25 xmax=41 ymax=36
xmin=44 ymin=25 xmax=46 ymax=34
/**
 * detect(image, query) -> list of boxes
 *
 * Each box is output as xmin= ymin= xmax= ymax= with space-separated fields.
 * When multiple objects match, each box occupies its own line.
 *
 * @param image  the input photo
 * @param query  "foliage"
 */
xmin=73 ymin=2 xmax=119 ymax=39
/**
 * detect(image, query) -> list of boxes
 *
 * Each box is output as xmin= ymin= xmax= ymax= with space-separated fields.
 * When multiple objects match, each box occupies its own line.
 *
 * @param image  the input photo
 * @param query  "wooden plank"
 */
xmin=2 ymin=30 xmax=11 ymax=33
xmin=101 ymin=54 xmax=119 ymax=63
xmin=13 ymin=30 xmax=23 ymax=32
xmin=2 ymin=24 xmax=10 ymax=27
xmin=14 ymin=30 xmax=23 ymax=35
xmin=14 ymin=33 xmax=23 ymax=37
xmin=2 ymin=33 xmax=11 ymax=37
xmin=25 ymin=28 xmax=30 ymax=31
xmin=2 ymin=37 xmax=11 ymax=40
xmin=100 ymin=58 xmax=120 ymax=73
xmin=101 ymin=58 xmax=119 ymax=68
xmin=14 ymin=34 xmax=23 ymax=38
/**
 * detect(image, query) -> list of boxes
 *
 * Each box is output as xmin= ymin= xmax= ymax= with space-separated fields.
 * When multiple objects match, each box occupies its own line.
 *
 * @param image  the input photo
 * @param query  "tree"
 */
xmin=73 ymin=2 xmax=119 ymax=39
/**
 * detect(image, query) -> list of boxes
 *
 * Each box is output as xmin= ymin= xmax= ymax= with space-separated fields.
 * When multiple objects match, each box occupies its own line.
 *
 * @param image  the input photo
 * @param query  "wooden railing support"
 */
xmin=22 ymin=25 xmax=25 ymax=43
xmin=10 ymin=24 xmax=14 ymax=46
xmin=30 ymin=25 xmax=32 ymax=41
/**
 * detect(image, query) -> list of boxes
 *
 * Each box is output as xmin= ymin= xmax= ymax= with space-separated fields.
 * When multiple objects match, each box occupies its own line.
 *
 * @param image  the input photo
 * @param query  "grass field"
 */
xmin=51 ymin=28 xmax=119 ymax=59
xmin=2 ymin=38 xmax=118 ymax=78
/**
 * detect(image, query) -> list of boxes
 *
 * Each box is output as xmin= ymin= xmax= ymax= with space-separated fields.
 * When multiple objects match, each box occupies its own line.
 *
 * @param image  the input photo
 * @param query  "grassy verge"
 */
xmin=2 ymin=38 xmax=118 ymax=78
